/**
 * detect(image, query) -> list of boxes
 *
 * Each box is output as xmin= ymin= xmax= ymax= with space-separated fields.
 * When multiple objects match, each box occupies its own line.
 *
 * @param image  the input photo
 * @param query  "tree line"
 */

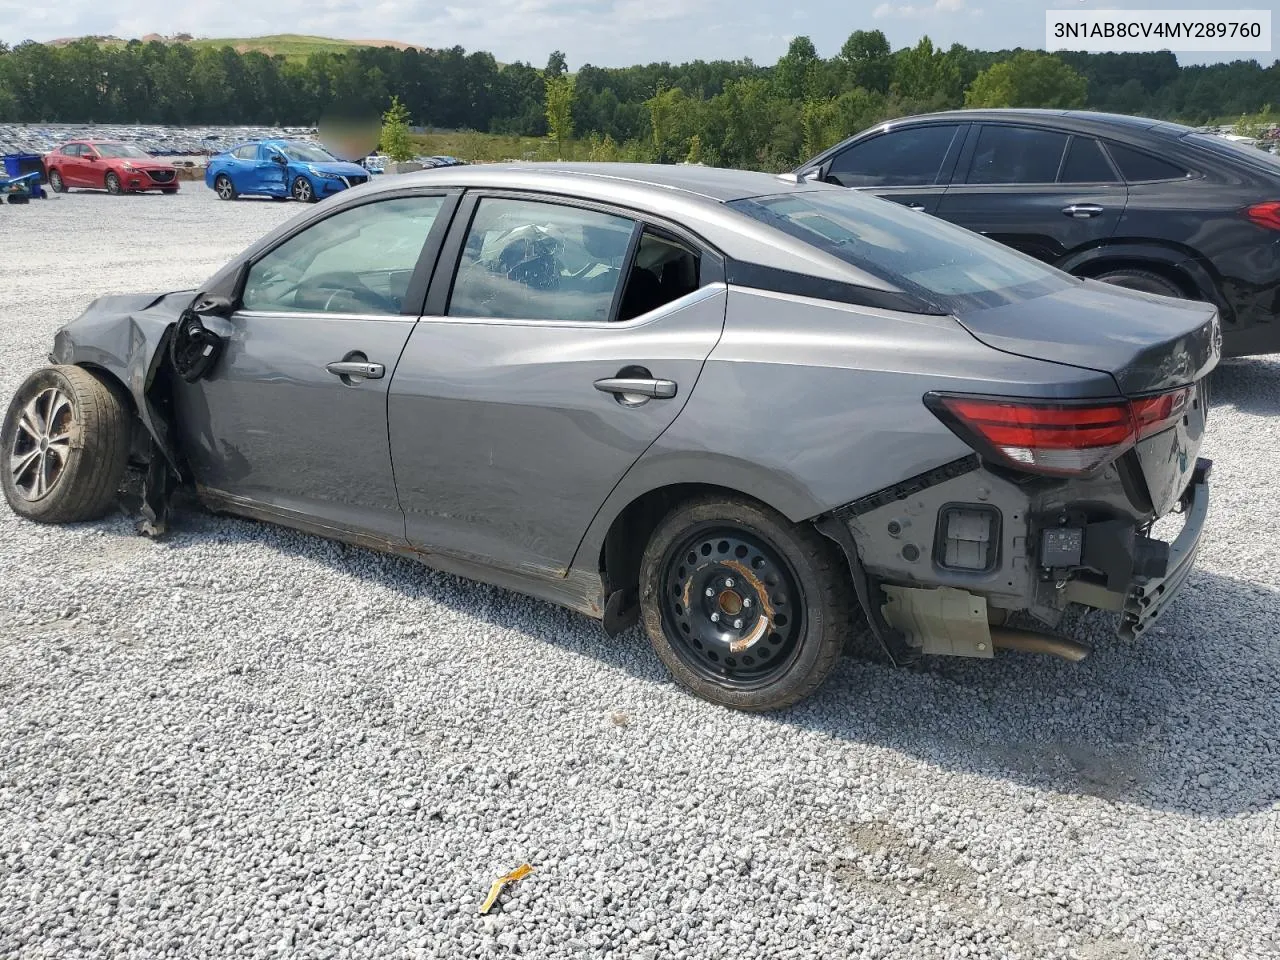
xmin=2 ymin=33 xmax=1279 ymax=170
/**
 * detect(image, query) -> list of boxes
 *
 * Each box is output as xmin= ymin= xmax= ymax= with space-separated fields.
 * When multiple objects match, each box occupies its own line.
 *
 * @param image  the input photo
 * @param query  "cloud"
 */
xmin=873 ymin=0 xmax=967 ymax=19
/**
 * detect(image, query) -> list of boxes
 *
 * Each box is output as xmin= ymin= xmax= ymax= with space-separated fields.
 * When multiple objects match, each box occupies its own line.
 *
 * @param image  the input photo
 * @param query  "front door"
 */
xmin=172 ymin=192 xmax=453 ymax=542
xmin=62 ymin=144 xmax=90 ymax=187
xmin=820 ymin=122 xmax=967 ymax=215
xmin=935 ymin=125 xmax=1128 ymax=263
xmin=388 ymin=194 xmax=726 ymax=575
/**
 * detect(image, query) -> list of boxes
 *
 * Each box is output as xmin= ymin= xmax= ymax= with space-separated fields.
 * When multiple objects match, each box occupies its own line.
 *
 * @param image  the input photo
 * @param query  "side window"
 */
xmin=617 ymin=231 xmax=701 ymax=322
xmin=62 ymin=144 xmax=82 ymax=157
xmin=827 ymin=125 xmax=961 ymax=187
xmin=1059 ymin=137 xmax=1119 ymax=184
xmin=966 ymin=126 xmax=1068 ymax=185
xmin=447 ymin=198 xmax=636 ymax=322
xmin=241 ymin=196 xmax=445 ymax=315
xmin=1105 ymin=142 xmax=1189 ymax=182
xmin=234 ymin=144 xmax=257 ymax=160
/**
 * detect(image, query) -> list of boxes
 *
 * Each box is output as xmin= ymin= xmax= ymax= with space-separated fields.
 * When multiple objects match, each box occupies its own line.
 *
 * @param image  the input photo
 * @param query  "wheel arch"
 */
xmin=1057 ymin=242 xmax=1228 ymax=316
xmin=587 ymin=478 xmax=835 ymax=636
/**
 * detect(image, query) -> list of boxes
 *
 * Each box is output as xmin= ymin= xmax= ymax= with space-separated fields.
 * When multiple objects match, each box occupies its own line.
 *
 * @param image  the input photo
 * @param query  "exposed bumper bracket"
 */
xmin=1119 ymin=457 xmax=1211 ymax=641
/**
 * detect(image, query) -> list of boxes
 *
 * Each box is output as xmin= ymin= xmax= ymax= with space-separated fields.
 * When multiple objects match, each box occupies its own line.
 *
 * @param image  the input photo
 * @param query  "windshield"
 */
xmin=280 ymin=141 xmax=339 ymax=164
xmin=93 ymin=143 xmax=151 ymax=159
xmin=1184 ymin=133 xmax=1280 ymax=173
xmin=728 ymin=190 xmax=1072 ymax=311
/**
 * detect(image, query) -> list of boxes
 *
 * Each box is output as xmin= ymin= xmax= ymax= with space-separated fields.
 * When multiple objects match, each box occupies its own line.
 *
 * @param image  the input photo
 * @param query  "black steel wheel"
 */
xmin=639 ymin=496 xmax=852 ymax=711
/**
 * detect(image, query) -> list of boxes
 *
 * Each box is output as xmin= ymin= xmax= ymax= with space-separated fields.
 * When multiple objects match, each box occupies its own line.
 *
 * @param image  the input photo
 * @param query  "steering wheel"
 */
xmin=305 ymin=271 xmax=401 ymax=314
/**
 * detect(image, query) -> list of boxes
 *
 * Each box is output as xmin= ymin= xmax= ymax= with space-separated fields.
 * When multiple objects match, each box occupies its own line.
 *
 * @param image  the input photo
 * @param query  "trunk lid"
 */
xmin=952 ymin=280 xmax=1220 ymax=515
xmin=950 ymin=279 xmax=1220 ymax=395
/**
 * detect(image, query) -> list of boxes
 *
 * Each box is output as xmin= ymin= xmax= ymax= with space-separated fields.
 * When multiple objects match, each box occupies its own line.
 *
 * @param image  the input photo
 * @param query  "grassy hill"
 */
xmin=47 ymin=33 xmax=427 ymax=60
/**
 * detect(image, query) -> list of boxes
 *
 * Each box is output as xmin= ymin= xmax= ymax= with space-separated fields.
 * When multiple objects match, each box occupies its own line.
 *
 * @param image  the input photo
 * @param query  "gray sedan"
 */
xmin=1 ymin=164 xmax=1219 ymax=711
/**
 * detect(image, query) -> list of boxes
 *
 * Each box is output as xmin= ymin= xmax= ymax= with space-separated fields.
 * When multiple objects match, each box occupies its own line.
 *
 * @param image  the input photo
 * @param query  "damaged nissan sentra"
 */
xmin=1 ymin=163 xmax=1219 ymax=711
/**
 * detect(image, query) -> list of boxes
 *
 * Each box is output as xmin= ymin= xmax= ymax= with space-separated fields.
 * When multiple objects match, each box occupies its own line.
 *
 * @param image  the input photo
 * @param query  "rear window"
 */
xmin=728 ymin=190 xmax=1072 ymax=311
xmin=965 ymin=126 xmax=1067 ymax=185
xmin=1183 ymin=132 xmax=1280 ymax=175
xmin=1105 ymin=142 xmax=1189 ymax=182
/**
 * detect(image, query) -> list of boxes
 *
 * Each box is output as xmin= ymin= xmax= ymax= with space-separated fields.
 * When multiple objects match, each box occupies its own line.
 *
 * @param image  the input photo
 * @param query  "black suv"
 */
xmin=797 ymin=109 xmax=1280 ymax=357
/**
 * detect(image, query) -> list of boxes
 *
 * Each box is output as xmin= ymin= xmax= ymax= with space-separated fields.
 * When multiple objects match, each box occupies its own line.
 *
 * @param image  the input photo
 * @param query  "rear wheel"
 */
xmin=47 ymin=169 xmax=65 ymax=193
xmin=639 ymin=496 xmax=852 ymax=712
xmin=1093 ymin=268 xmax=1185 ymax=299
xmin=1 ymin=366 xmax=133 ymax=523
xmin=213 ymin=174 xmax=237 ymax=201
xmin=291 ymin=176 xmax=316 ymax=203
xmin=105 ymin=172 xmax=122 ymax=195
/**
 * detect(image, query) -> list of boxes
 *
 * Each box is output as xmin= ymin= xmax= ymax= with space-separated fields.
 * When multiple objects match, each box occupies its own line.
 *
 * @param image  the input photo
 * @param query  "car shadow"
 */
xmin=148 ymin=508 xmax=1279 ymax=819
xmin=1208 ymin=355 xmax=1280 ymax=416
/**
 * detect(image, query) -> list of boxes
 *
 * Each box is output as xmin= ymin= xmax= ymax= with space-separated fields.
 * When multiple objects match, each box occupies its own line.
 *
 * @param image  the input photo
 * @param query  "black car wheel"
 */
xmin=47 ymin=169 xmax=66 ymax=193
xmin=105 ymin=172 xmax=122 ymax=195
xmin=1094 ymin=269 xmax=1185 ymax=299
xmin=291 ymin=176 xmax=316 ymax=203
xmin=1 ymin=366 xmax=133 ymax=524
xmin=214 ymin=174 xmax=238 ymax=201
xmin=639 ymin=496 xmax=852 ymax=711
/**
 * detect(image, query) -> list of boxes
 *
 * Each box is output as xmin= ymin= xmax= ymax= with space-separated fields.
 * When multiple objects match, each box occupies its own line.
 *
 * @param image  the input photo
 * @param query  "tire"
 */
xmin=291 ymin=175 xmax=316 ymax=203
xmin=105 ymin=171 xmax=122 ymax=195
xmin=1093 ymin=268 xmax=1185 ymax=299
xmin=162 ymin=188 xmax=178 ymax=195
xmin=47 ymin=169 xmax=65 ymax=193
xmin=213 ymin=174 xmax=237 ymax=201
xmin=1 ymin=366 xmax=133 ymax=524
xmin=639 ymin=496 xmax=853 ymax=712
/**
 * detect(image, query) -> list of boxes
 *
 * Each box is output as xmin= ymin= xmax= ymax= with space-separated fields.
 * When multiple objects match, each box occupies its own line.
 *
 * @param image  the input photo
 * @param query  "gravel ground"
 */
xmin=1 ymin=187 xmax=1279 ymax=960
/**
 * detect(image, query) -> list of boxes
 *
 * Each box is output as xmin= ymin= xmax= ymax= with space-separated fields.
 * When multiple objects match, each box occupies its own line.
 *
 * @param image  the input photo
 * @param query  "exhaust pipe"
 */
xmin=990 ymin=627 xmax=1091 ymax=662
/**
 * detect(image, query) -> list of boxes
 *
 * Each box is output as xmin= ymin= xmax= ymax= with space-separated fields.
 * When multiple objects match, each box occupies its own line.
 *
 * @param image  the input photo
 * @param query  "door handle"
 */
xmin=1063 ymin=204 xmax=1104 ymax=219
xmin=905 ymin=203 xmax=926 ymax=212
xmin=594 ymin=377 xmax=678 ymax=401
xmin=326 ymin=360 xmax=385 ymax=380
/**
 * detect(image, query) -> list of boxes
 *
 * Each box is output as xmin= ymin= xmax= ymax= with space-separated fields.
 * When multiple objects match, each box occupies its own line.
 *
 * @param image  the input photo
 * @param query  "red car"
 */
xmin=43 ymin=141 xmax=179 ymax=195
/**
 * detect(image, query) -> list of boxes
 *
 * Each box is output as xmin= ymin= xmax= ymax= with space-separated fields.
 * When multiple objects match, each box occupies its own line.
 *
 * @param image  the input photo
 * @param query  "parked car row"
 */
xmin=0 ymin=123 xmax=315 ymax=157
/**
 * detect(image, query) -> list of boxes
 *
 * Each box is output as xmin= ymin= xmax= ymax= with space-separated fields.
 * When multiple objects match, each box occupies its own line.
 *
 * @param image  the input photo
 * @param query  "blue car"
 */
xmin=204 ymin=139 xmax=371 ymax=203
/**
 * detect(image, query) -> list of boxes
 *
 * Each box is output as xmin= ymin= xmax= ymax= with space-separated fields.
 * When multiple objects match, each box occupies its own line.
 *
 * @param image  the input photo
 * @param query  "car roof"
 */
xmin=383 ymin=162 xmax=815 ymax=204
xmin=870 ymin=108 xmax=1194 ymax=138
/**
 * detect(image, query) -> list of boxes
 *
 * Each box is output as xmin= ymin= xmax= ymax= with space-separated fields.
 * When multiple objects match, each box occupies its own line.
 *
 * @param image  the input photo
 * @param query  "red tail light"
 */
xmin=1244 ymin=201 xmax=1280 ymax=231
xmin=926 ymin=386 xmax=1192 ymax=476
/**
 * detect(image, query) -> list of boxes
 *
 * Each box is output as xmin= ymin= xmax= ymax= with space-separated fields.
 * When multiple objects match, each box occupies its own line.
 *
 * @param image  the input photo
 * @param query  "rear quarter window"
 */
xmin=1105 ymin=142 xmax=1190 ymax=182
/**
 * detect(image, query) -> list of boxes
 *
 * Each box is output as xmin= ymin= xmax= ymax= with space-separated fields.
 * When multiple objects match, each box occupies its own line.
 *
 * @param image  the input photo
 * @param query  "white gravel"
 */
xmin=2 ymin=187 xmax=1279 ymax=960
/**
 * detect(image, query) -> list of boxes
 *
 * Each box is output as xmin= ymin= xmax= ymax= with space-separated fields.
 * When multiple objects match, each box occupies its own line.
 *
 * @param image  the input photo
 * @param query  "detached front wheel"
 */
xmin=1 ymin=366 xmax=133 ymax=523
xmin=639 ymin=496 xmax=852 ymax=712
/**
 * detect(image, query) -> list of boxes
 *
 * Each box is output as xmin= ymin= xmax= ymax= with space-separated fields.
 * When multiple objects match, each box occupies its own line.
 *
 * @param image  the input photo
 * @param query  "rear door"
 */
xmin=818 ymin=122 xmax=966 ymax=214
xmin=388 ymin=192 xmax=727 ymax=574
xmin=935 ymin=125 xmax=1128 ymax=263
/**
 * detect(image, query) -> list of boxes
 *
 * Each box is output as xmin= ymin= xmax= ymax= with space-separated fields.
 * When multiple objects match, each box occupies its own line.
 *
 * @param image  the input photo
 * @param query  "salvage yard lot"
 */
xmin=1 ymin=188 xmax=1278 ymax=960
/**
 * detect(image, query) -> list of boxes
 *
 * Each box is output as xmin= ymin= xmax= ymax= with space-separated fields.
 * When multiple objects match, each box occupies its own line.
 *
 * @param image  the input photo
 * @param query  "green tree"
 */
xmin=773 ymin=36 xmax=818 ymax=100
xmin=685 ymin=133 xmax=703 ymax=164
xmin=545 ymin=50 xmax=567 ymax=79
xmin=965 ymin=51 xmax=1087 ymax=109
xmin=379 ymin=95 xmax=414 ymax=161
xmin=891 ymin=36 xmax=962 ymax=108
xmin=544 ymin=73 xmax=575 ymax=157
xmin=839 ymin=29 xmax=892 ymax=94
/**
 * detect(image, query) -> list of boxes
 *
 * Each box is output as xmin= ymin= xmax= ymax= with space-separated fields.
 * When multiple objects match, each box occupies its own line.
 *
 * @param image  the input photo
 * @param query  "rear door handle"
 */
xmin=905 ymin=203 xmax=926 ymax=212
xmin=326 ymin=360 xmax=385 ymax=380
xmin=1063 ymin=204 xmax=1104 ymax=219
xmin=594 ymin=377 xmax=678 ymax=401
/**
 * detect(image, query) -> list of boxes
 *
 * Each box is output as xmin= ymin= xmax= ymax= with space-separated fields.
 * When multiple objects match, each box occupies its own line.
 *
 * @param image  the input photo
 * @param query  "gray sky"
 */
xmin=4 ymin=0 xmax=1276 ymax=67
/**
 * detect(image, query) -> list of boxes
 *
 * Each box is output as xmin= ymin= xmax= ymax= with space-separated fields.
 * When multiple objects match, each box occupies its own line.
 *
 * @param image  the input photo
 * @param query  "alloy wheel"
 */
xmin=215 ymin=175 xmax=234 ymax=200
xmin=48 ymin=170 xmax=64 ymax=192
xmin=9 ymin=387 xmax=73 ymax=501
xmin=105 ymin=172 xmax=121 ymax=195
xmin=661 ymin=527 xmax=806 ymax=690
xmin=292 ymin=177 xmax=313 ymax=202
